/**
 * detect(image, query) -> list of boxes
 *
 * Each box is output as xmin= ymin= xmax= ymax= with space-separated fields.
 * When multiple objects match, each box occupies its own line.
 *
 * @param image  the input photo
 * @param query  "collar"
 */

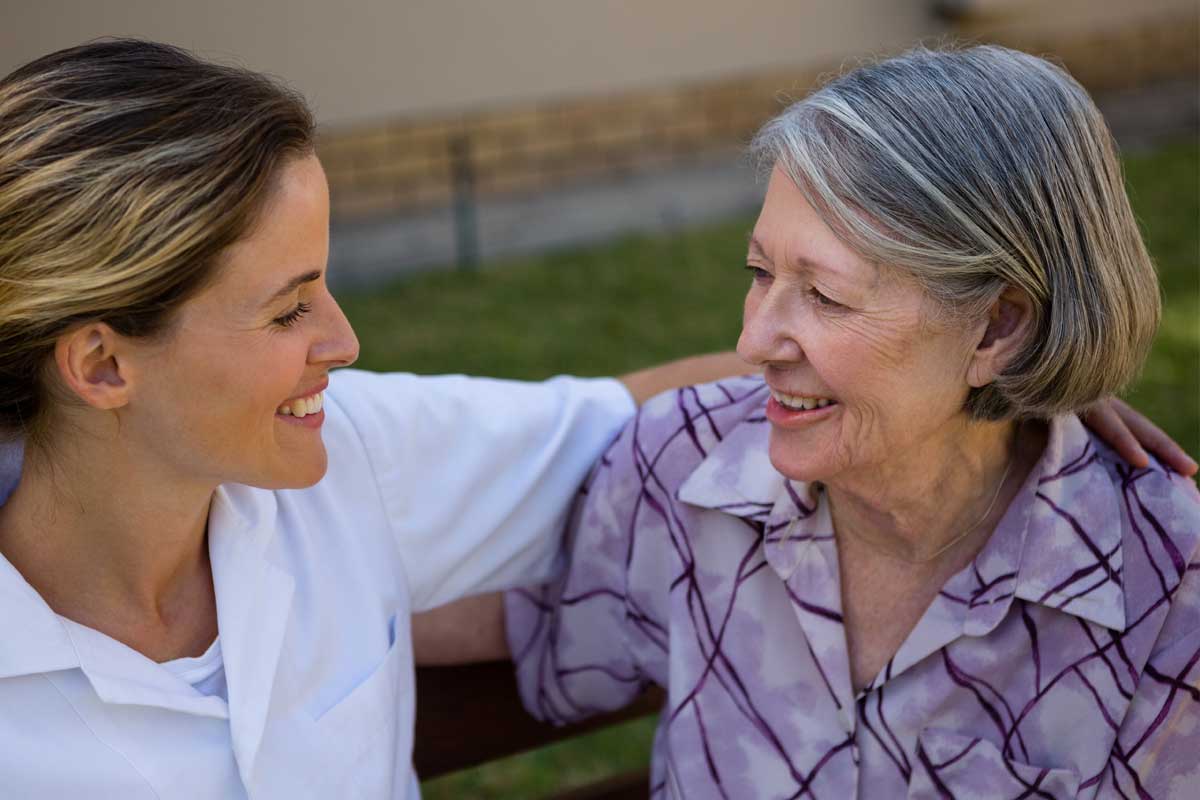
xmin=0 ymin=438 xmax=295 ymax=781
xmin=677 ymin=407 xmax=1127 ymax=633
xmin=0 ymin=555 xmax=81 ymax=680
xmin=207 ymin=483 xmax=295 ymax=784
xmin=0 ymin=440 xmax=79 ymax=679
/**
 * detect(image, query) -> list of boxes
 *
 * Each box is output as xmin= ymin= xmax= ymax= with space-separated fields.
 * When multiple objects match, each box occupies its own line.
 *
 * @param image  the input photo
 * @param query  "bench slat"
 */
xmin=553 ymin=769 xmax=652 ymax=800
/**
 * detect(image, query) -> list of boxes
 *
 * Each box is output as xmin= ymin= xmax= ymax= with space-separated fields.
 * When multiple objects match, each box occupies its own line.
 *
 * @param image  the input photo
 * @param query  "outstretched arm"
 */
xmin=618 ymin=351 xmax=755 ymax=404
xmin=412 ymin=591 xmax=507 ymax=665
xmin=411 ymin=353 xmax=752 ymax=666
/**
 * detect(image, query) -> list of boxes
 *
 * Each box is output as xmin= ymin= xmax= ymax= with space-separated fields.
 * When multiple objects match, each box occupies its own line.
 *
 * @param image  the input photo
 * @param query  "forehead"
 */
xmin=207 ymin=155 xmax=330 ymax=304
xmin=751 ymin=166 xmax=878 ymax=284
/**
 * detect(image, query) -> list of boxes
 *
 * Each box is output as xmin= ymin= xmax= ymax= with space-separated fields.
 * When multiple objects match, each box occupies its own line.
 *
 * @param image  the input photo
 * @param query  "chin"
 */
xmin=767 ymin=432 xmax=837 ymax=484
xmin=288 ymin=453 xmax=329 ymax=489
xmin=286 ymin=467 xmax=328 ymax=489
xmin=254 ymin=449 xmax=329 ymax=490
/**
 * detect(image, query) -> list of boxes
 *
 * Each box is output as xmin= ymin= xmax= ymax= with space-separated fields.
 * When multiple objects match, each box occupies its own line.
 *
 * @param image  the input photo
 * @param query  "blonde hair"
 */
xmin=751 ymin=45 xmax=1161 ymax=420
xmin=0 ymin=39 xmax=314 ymax=443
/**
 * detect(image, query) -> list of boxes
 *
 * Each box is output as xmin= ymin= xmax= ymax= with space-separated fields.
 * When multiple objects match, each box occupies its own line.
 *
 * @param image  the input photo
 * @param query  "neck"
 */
xmin=825 ymin=418 xmax=1035 ymax=565
xmin=0 ymin=430 xmax=216 ymax=629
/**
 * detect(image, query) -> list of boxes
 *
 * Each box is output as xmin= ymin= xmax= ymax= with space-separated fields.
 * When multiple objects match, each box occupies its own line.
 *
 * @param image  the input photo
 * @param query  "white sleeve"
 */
xmin=324 ymin=369 xmax=635 ymax=612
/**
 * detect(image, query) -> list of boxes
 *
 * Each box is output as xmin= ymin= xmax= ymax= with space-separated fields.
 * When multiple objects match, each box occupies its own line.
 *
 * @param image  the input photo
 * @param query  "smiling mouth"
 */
xmin=769 ymin=389 xmax=837 ymax=411
xmin=276 ymin=391 xmax=324 ymax=418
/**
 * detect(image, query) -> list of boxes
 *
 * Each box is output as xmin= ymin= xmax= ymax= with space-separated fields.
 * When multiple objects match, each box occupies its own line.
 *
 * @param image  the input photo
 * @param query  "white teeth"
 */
xmin=277 ymin=391 xmax=324 ymax=418
xmin=770 ymin=389 xmax=835 ymax=411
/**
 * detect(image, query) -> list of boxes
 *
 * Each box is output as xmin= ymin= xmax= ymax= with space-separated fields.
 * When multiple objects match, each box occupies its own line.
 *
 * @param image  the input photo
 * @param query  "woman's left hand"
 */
xmin=1083 ymin=397 xmax=1197 ymax=476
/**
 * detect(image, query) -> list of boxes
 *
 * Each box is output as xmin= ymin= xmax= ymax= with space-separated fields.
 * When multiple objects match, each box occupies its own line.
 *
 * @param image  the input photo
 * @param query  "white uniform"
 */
xmin=0 ymin=369 xmax=634 ymax=799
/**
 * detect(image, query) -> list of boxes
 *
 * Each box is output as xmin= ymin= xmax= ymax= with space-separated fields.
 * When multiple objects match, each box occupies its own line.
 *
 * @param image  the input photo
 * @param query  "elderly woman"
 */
xmin=496 ymin=47 xmax=1200 ymax=798
xmin=0 ymin=39 xmax=1188 ymax=799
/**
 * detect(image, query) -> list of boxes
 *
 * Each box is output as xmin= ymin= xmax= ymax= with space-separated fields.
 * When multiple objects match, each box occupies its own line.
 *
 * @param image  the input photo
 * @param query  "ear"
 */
xmin=52 ymin=323 xmax=133 ymax=411
xmin=966 ymin=286 xmax=1035 ymax=389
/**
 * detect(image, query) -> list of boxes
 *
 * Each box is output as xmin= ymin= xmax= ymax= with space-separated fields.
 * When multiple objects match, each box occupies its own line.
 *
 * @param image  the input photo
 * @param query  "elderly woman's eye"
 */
xmin=810 ymin=288 xmax=843 ymax=308
xmin=745 ymin=265 xmax=772 ymax=282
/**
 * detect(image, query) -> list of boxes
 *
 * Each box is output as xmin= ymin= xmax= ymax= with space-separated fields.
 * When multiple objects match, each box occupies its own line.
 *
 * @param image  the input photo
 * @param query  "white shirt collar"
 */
xmin=0 ymin=442 xmax=296 ymax=781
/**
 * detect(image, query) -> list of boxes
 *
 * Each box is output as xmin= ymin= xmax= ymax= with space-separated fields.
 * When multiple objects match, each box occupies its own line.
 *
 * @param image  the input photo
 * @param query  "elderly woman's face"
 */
xmin=737 ymin=167 xmax=981 ymax=483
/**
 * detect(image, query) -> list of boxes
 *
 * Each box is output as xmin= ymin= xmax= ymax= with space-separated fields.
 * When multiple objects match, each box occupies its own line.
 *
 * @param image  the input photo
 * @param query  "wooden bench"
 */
xmin=414 ymin=661 xmax=664 ymax=799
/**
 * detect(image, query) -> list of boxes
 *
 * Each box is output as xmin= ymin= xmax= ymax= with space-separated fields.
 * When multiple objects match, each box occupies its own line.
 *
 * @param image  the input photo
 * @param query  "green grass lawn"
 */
xmin=1119 ymin=141 xmax=1200 ymax=455
xmin=336 ymin=139 xmax=1199 ymax=799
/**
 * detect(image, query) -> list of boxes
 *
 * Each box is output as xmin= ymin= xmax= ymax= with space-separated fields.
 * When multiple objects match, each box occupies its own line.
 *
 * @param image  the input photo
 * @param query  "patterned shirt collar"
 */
xmin=677 ymin=411 xmax=1127 ymax=635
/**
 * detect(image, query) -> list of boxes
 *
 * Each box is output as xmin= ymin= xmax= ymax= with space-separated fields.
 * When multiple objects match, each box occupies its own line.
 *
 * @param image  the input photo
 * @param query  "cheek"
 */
xmin=202 ymin=338 xmax=309 ymax=426
xmin=808 ymin=319 xmax=948 ymax=444
xmin=255 ymin=343 xmax=311 ymax=407
xmin=842 ymin=329 xmax=975 ymax=430
xmin=807 ymin=316 xmax=911 ymax=392
xmin=846 ymin=315 xmax=916 ymax=369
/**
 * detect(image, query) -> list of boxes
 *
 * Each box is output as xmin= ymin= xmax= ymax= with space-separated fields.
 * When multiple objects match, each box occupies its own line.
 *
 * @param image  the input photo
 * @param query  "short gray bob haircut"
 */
xmin=751 ymin=45 xmax=1160 ymax=421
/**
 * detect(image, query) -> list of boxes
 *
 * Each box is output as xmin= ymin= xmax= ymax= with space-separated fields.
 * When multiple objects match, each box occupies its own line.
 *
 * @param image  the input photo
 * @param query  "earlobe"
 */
xmin=967 ymin=287 xmax=1034 ymax=389
xmin=53 ymin=324 xmax=131 ymax=411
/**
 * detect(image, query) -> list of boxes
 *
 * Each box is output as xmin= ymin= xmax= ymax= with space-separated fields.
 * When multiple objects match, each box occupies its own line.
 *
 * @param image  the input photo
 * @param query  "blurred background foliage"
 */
xmin=335 ymin=139 xmax=1198 ymax=798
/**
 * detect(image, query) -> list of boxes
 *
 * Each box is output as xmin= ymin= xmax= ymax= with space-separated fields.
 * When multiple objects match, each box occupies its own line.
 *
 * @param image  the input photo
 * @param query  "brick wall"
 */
xmin=318 ymin=5 xmax=1198 ymax=221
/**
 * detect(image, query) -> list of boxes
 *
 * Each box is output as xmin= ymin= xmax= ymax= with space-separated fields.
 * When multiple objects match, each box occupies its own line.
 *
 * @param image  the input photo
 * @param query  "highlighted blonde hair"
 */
xmin=751 ymin=45 xmax=1160 ymax=420
xmin=0 ymin=39 xmax=314 ymax=443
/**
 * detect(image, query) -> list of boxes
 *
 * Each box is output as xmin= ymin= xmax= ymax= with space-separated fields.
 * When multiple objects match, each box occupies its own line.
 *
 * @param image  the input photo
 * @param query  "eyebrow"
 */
xmin=262 ymin=270 xmax=322 ymax=306
xmin=746 ymin=235 xmax=771 ymax=265
xmin=747 ymin=235 xmax=835 ymax=275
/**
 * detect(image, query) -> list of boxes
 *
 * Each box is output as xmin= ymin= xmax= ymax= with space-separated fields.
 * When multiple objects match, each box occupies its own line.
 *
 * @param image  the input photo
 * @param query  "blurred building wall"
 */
xmin=2 ymin=0 xmax=1196 ymax=282
xmin=1 ymin=0 xmax=935 ymax=127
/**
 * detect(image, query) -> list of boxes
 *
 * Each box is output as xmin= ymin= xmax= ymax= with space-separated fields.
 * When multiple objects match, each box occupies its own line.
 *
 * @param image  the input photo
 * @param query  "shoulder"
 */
xmin=602 ymin=374 xmax=769 ymax=488
xmin=325 ymin=369 xmax=633 ymax=441
xmin=636 ymin=374 xmax=767 ymax=443
xmin=1089 ymin=428 xmax=1200 ymax=565
xmin=1088 ymin=427 xmax=1200 ymax=647
xmin=322 ymin=368 xmax=427 ymax=431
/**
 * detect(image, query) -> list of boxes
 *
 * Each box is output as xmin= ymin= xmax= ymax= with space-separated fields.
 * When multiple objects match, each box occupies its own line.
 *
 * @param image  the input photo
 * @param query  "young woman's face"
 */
xmin=123 ymin=154 xmax=359 ymax=490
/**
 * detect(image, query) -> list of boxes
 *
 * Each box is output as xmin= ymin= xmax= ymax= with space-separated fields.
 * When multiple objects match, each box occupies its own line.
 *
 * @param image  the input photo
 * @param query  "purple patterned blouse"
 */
xmin=507 ymin=377 xmax=1200 ymax=798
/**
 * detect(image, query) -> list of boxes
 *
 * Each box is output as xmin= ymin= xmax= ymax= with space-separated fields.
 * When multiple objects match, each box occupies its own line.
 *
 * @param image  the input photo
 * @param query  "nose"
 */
xmin=737 ymin=286 xmax=804 ymax=366
xmin=310 ymin=289 xmax=360 ymax=369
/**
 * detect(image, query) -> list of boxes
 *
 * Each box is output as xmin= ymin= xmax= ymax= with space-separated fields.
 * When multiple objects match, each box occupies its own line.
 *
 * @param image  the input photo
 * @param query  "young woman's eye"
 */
xmin=273 ymin=301 xmax=312 ymax=328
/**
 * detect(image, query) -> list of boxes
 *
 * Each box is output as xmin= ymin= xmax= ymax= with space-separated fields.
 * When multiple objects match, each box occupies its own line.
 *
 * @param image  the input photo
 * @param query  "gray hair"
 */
xmin=750 ymin=45 xmax=1160 ymax=420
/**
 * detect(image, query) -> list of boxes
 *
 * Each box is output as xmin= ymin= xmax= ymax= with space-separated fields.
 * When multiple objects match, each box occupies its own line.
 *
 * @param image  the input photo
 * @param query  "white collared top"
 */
xmin=0 ymin=369 xmax=634 ymax=799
